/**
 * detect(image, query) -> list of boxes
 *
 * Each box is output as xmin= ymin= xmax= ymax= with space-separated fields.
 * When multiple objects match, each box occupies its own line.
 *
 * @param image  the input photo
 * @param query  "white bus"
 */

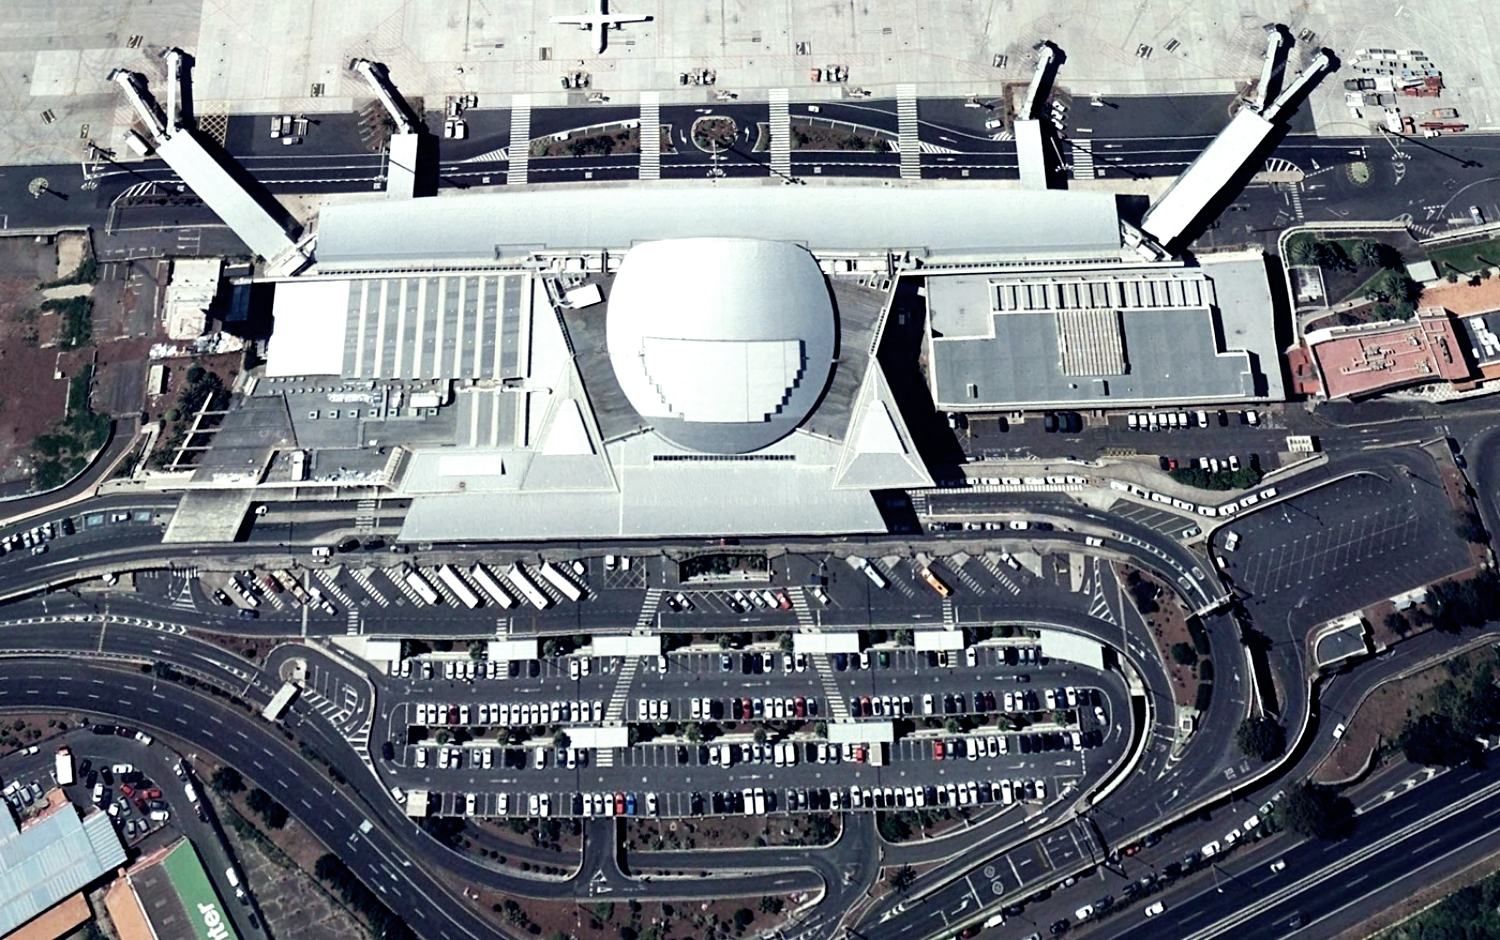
xmin=469 ymin=564 xmax=516 ymax=609
xmin=54 ymin=747 xmax=75 ymax=786
xmin=538 ymin=561 xmax=584 ymax=603
xmin=261 ymin=681 xmax=299 ymax=722
xmin=435 ymin=565 xmax=481 ymax=609
xmin=506 ymin=563 xmax=552 ymax=610
xmin=404 ymin=568 xmax=441 ymax=606
xmin=861 ymin=560 xmax=889 ymax=590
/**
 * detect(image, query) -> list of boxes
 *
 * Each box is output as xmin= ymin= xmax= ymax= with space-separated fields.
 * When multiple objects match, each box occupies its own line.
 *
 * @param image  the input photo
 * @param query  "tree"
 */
xmin=1383 ymin=611 xmax=1411 ymax=638
xmin=889 ymin=865 xmax=917 ymax=893
xmin=1278 ymin=782 xmax=1354 ymax=840
xmin=210 ymin=766 xmax=244 ymax=794
xmin=1365 ymin=268 xmax=1422 ymax=317
xmin=759 ymin=896 xmax=785 ymax=915
xmin=263 ymin=801 xmax=289 ymax=829
xmin=1400 ymin=713 xmax=1481 ymax=767
xmin=246 ymin=788 xmax=272 ymax=814
xmin=683 ymin=722 xmax=702 ymax=743
xmin=752 ymin=727 xmax=768 ymax=745
xmin=733 ymin=908 xmax=755 ymax=929
xmin=1353 ymin=238 xmax=1391 ymax=268
xmin=1170 ymin=642 xmax=1198 ymax=667
xmin=1235 ymin=716 xmax=1286 ymax=762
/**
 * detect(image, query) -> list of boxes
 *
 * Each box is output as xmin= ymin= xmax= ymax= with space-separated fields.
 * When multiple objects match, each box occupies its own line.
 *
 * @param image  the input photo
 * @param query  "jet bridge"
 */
xmin=1140 ymin=35 xmax=1331 ymax=252
xmin=1016 ymin=41 xmax=1060 ymax=190
xmin=109 ymin=53 xmax=309 ymax=275
xmin=350 ymin=58 xmax=424 ymax=199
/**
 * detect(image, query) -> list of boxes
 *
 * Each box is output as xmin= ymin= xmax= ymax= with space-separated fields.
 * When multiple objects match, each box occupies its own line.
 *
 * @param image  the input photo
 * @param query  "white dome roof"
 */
xmin=606 ymin=238 xmax=836 ymax=454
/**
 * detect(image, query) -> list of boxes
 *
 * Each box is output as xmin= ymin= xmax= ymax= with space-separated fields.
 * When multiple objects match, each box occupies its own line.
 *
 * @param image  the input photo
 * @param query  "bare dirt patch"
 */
xmin=483 ymin=895 xmax=796 ymax=940
xmin=1119 ymin=565 xmax=1206 ymax=708
xmin=1314 ymin=643 xmax=1499 ymax=783
xmin=626 ymin=812 xmax=839 ymax=852
xmin=789 ymin=119 xmax=889 ymax=151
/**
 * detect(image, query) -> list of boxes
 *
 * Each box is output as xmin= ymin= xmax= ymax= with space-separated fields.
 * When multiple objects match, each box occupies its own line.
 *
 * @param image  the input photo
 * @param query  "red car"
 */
xmin=795 ymin=696 xmax=806 ymax=718
xmin=614 ymin=793 xmax=626 ymax=815
xmin=933 ymin=741 xmax=945 ymax=761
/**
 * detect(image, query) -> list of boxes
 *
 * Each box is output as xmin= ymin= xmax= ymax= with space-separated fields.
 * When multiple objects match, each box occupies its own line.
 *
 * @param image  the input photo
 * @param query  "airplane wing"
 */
xmin=608 ymin=14 xmax=652 ymax=23
xmin=549 ymin=15 xmax=595 ymax=27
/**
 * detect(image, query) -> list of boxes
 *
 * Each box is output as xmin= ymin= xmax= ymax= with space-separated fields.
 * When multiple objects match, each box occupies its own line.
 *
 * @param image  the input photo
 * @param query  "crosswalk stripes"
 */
xmin=918 ymin=141 xmax=959 ymax=154
xmin=881 ymin=559 xmax=918 ymax=599
xmin=768 ymin=88 xmax=791 ymax=180
xmin=316 ymin=570 xmax=359 ymax=612
xmin=945 ymin=558 xmax=990 ymax=596
xmin=345 ymin=609 xmax=362 ymax=635
xmin=1071 ymin=139 xmax=1096 ymax=180
xmin=595 ymin=748 xmax=615 ymax=768
xmin=603 ymin=656 xmax=639 ymax=725
xmin=812 ymin=655 xmax=849 ymax=720
xmin=636 ymin=590 xmax=664 ymax=628
xmin=896 ymin=83 xmax=920 ymax=180
xmin=790 ymin=588 xmax=817 ymax=629
xmin=942 ymin=598 xmax=957 ymax=625
xmin=639 ymin=92 xmax=660 ymax=180
xmin=507 ymin=94 xmax=531 ymax=186
xmin=461 ymin=145 xmax=509 ymax=163
xmin=979 ymin=554 xmax=1022 ymax=596
xmin=348 ymin=568 xmax=391 ymax=608
xmin=909 ymin=492 xmax=929 ymax=516
xmin=1289 ymin=185 xmax=1305 ymax=220
xmin=354 ymin=498 xmax=378 ymax=533
xmin=381 ymin=568 xmax=422 ymax=606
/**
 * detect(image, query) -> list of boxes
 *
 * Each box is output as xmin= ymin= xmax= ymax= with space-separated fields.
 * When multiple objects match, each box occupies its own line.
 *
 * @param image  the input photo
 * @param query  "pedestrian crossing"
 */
xmin=918 ymin=141 xmax=959 ymax=154
xmin=603 ymin=656 xmax=639 ymax=725
xmin=897 ymin=83 xmax=919 ymax=180
xmin=768 ymin=88 xmax=791 ymax=180
xmin=382 ymin=569 xmax=422 ymax=606
xmin=1071 ymin=139 xmax=1096 ymax=179
xmin=790 ymin=588 xmax=817 ymax=629
xmin=1289 ymin=185 xmax=1305 ymax=220
xmin=636 ymin=589 xmax=664 ymax=628
xmin=507 ymin=94 xmax=531 ymax=186
xmin=942 ymin=598 xmax=957 ymax=625
xmin=812 ymin=655 xmax=849 ymax=720
xmin=354 ymin=498 xmax=378 ymax=533
xmin=345 ymin=609 xmax=362 ymax=635
xmin=639 ymin=92 xmax=660 ymax=180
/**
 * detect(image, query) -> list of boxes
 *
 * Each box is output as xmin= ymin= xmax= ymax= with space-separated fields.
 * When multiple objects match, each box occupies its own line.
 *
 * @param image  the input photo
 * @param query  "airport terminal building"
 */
xmin=226 ymin=184 xmax=1284 ymax=542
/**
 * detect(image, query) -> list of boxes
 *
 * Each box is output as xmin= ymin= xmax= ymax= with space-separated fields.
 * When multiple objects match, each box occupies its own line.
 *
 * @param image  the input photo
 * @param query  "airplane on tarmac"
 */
xmin=551 ymin=1 xmax=653 ymax=55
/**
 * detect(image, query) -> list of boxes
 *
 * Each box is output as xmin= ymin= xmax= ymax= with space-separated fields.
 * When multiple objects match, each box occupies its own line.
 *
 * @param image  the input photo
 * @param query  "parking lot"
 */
xmin=382 ymin=643 xmax=1128 ymax=822
xmin=1215 ymin=471 xmax=1473 ymax=631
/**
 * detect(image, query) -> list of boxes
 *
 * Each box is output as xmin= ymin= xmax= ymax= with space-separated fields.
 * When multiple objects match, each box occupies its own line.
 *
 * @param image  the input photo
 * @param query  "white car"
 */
xmin=1145 ymin=901 xmax=1166 ymax=918
xmin=1201 ymin=840 xmax=1221 ymax=858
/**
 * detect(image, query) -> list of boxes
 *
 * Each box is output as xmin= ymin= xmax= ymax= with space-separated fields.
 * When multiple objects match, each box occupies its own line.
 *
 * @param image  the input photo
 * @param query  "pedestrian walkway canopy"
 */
xmin=792 ymin=633 xmax=861 ymax=655
xmin=913 ymin=630 xmax=965 ymax=651
xmin=593 ymin=635 xmax=661 ymax=658
xmin=827 ymin=721 xmax=895 ymax=745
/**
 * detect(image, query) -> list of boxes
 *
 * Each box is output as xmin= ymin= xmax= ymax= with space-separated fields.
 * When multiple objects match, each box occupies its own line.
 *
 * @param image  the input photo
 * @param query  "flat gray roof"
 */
xmin=927 ymin=254 xmax=1282 ymax=409
xmin=315 ymin=185 xmax=1124 ymax=267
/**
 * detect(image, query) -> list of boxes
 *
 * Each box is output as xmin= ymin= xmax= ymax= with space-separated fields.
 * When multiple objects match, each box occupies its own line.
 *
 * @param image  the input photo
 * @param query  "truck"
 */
xmin=54 ymin=747 xmax=75 ymax=786
xmin=868 ymin=741 xmax=886 ymax=766
xmin=469 ymin=564 xmax=517 ymax=609
xmin=918 ymin=565 xmax=953 ymax=598
xmin=538 ymin=561 xmax=584 ymax=603
xmin=403 ymin=567 xmax=441 ymax=606
xmin=506 ymin=563 xmax=553 ymax=610
xmin=435 ymin=565 xmax=481 ymax=609
xmin=261 ymin=681 xmax=299 ymax=721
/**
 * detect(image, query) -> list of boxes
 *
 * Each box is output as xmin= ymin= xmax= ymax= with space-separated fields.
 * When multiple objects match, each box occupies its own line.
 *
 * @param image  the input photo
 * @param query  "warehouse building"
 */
xmin=103 ymin=839 xmax=240 ymax=940
xmin=0 ymin=793 xmax=126 ymax=936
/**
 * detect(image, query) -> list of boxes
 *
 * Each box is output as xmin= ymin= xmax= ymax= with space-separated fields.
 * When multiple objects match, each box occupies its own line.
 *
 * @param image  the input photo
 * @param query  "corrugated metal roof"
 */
xmin=0 ymin=806 xmax=125 ymax=935
xmin=315 ymin=185 xmax=1123 ymax=267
